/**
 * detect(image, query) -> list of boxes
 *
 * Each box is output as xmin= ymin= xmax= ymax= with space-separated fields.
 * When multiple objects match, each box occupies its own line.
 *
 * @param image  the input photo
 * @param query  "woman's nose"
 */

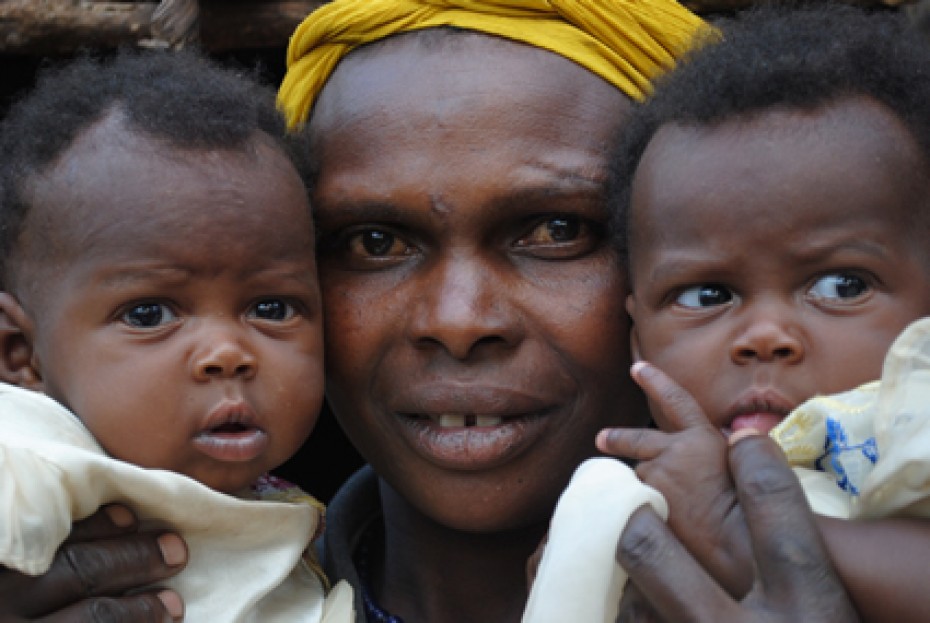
xmin=407 ymin=255 xmax=524 ymax=361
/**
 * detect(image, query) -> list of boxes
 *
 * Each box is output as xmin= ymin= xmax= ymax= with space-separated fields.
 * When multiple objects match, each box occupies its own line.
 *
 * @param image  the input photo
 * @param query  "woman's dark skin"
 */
xmin=309 ymin=34 xmax=643 ymax=622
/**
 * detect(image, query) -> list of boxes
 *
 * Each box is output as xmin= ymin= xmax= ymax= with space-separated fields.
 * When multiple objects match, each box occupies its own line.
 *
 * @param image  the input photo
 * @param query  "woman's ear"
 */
xmin=0 ymin=292 xmax=43 ymax=391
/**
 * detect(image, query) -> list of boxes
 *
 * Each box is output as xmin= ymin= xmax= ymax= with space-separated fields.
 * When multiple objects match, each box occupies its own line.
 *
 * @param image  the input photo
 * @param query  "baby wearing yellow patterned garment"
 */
xmin=589 ymin=3 xmax=930 ymax=619
xmin=0 ymin=51 xmax=353 ymax=621
xmin=610 ymin=4 xmax=930 ymax=526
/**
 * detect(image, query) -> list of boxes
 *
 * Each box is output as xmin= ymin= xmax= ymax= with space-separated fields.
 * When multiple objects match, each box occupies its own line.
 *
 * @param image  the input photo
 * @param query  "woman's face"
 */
xmin=310 ymin=33 xmax=646 ymax=531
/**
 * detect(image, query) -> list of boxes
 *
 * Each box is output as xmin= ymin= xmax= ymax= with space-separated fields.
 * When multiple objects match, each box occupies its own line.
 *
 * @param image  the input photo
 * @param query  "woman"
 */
xmin=0 ymin=1 xmax=858 ymax=621
xmin=278 ymin=3 xmax=698 ymax=619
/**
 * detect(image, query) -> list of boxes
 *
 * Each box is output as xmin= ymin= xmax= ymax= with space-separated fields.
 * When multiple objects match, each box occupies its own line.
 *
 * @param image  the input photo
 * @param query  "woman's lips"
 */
xmin=398 ymin=411 xmax=548 ymax=471
xmin=390 ymin=384 xmax=566 ymax=470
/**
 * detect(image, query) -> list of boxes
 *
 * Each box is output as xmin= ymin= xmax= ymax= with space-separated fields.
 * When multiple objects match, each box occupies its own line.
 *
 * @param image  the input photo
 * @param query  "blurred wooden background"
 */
xmin=1 ymin=0 xmax=924 ymax=55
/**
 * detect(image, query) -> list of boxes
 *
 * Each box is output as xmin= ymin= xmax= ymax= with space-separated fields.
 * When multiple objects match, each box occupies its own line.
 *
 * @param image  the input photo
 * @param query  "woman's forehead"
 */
xmin=309 ymin=30 xmax=630 ymax=137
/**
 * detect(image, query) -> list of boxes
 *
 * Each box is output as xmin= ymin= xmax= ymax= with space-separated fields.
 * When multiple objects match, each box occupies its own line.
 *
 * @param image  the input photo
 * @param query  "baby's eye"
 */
xmin=675 ymin=285 xmax=733 ymax=308
xmin=808 ymin=273 xmax=870 ymax=300
xmin=347 ymin=229 xmax=410 ymax=258
xmin=122 ymin=303 xmax=177 ymax=328
xmin=249 ymin=298 xmax=296 ymax=321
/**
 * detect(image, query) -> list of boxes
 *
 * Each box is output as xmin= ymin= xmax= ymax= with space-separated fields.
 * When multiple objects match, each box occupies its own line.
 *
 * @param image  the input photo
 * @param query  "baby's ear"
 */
xmin=0 ymin=293 xmax=43 ymax=391
xmin=625 ymin=294 xmax=643 ymax=363
xmin=625 ymin=292 xmax=637 ymax=319
xmin=629 ymin=328 xmax=642 ymax=363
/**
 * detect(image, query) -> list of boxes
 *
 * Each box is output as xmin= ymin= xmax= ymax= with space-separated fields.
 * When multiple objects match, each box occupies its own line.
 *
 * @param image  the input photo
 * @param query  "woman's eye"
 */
xmin=675 ymin=285 xmax=733 ymax=308
xmin=347 ymin=229 xmax=409 ymax=257
xmin=122 ymin=303 xmax=177 ymax=328
xmin=249 ymin=299 xmax=295 ymax=321
xmin=808 ymin=273 xmax=870 ymax=300
xmin=523 ymin=216 xmax=584 ymax=245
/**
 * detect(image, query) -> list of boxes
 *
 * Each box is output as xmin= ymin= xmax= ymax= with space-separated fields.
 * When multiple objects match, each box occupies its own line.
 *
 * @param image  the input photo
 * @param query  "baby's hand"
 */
xmin=597 ymin=362 xmax=752 ymax=597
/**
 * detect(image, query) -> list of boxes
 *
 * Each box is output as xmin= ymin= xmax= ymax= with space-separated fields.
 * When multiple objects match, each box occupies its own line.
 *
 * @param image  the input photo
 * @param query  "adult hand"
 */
xmin=615 ymin=430 xmax=859 ymax=623
xmin=0 ymin=505 xmax=186 ymax=622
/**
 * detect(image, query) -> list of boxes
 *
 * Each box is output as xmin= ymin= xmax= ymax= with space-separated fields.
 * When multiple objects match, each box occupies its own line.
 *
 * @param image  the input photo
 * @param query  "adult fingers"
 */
xmin=630 ymin=362 xmax=713 ymax=432
xmin=1 ymin=533 xmax=186 ymax=618
xmin=596 ymin=428 xmax=669 ymax=462
xmin=728 ymin=432 xmax=853 ymax=613
xmin=615 ymin=582 xmax=662 ymax=623
xmin=34 ymin=591 xmax=183 ymax=623
xmin=616 ymin=505 xmax=739 ymax=623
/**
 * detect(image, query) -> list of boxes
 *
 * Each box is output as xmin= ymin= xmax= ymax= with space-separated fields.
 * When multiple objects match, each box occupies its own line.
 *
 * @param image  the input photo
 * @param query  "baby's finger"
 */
xmin=66 ymin=505 xmax=138 ymax=543
xmin=631 ymin=362 xmax=712 ymax=432
xmin=526 ymin=531 xmax=548 ymax=588
xmin=596 ymin=427 xmax=669 ymax=462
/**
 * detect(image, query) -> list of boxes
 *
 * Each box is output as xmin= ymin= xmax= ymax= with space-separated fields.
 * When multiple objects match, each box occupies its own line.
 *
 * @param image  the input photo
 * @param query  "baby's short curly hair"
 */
xmin=0 ymin=50 xmax=308 ymax=287
xmin=609 ymin=3 xmax=930 ymax=255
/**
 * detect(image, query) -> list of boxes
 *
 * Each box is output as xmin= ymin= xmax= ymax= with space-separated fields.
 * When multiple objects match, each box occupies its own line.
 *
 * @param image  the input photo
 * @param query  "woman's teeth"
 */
xmin=438 ymin=414 xmax=503 ymax=428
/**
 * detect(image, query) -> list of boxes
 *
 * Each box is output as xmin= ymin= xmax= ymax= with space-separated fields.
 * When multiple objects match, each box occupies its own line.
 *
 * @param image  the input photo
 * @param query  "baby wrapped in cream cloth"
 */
xmin=0 ymin=384 xmax=354 ymax=622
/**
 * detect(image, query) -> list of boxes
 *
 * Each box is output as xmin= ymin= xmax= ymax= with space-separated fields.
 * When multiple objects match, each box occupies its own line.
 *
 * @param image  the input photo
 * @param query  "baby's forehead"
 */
xmin=15 ymin=112 xmax=312 ymax=278
xmin=627 ymin=96 xmax=930 ymax=268
xmin=634 ymin=96 xmax=929 ymax=222
xmin=29 ymin=112 xmax=300 ymax=218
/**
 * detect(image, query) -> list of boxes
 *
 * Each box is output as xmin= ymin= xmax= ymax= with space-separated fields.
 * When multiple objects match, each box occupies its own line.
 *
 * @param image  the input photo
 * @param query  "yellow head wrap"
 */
xmin=278 ymin=0 xmax=708 ymax=129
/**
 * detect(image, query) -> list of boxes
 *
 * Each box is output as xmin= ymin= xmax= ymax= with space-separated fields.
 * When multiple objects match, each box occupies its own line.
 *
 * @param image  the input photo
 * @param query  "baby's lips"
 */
xmin=729 ymin=412 xmax=785 ymax=436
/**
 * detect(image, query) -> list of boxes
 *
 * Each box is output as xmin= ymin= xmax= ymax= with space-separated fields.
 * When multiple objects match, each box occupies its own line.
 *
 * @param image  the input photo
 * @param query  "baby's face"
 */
xmin=626 ymin=96 xmax=930 ymax=435
xmin=18 ymin=114 xmax=324 ymax=493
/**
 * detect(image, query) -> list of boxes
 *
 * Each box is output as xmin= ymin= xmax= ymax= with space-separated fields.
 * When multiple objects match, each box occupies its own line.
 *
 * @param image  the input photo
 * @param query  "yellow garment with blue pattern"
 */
xmin=771 ymin=318 xmax=930 ymax=520
xmin=278 ymin=0 xmax=709 ymax=129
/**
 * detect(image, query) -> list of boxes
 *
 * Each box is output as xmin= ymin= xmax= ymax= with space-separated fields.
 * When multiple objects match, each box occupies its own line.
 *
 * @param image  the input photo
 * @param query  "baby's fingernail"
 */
xmin=596 ymin=429 xmax=611 ymax=449
xmin=158 ymin=589 xmax=184 ymax=620
xmin=728 ymin=427 xmax=761 ymax=446
xmin=104 ymin=504 xmax=135 ymax=528
xmin=631 ymin=361 xmax=650 ymax=377
xmin=157 ymin=533 xmax=187 ymax=567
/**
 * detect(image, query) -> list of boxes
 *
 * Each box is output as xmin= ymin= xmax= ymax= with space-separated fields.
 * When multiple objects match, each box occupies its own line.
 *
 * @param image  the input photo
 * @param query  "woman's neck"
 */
xmin=369 ymin=479 xmax=549 ymax=623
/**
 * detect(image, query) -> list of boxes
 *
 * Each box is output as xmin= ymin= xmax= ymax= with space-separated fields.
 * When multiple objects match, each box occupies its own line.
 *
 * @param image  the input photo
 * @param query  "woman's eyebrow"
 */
xmin=488 ymin=185 xmax=606 ymax=214
xmin=313 ymin=201 xmax=406 ymax=224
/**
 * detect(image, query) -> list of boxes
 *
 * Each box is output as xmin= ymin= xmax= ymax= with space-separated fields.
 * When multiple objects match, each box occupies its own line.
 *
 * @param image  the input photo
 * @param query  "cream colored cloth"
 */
xmin=523 ymin=457 xmax=667 ymax=623
xmin=772 ymin=317 xmax=930 ymax=520
xmin=0 ymin=383 xmax=354 ymax=622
